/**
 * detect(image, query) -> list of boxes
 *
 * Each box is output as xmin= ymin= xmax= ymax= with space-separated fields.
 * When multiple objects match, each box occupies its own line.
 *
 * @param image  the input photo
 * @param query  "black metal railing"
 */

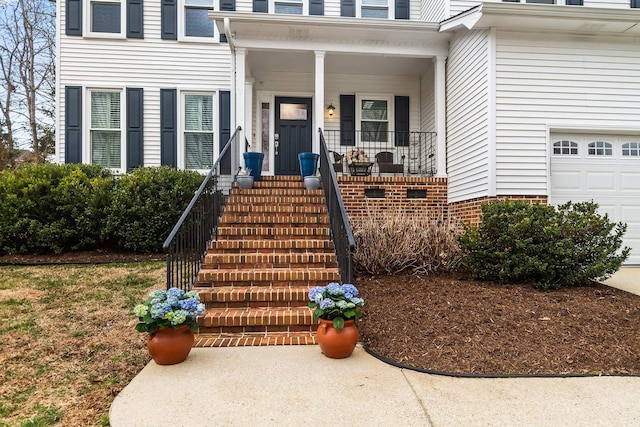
xmin=319 ymin=129 xmax=356 ymax=284
xmin=323 ymin=130 xmax=436 ymax=177
xmin=162 ymin=126 xmax=242 ymax=291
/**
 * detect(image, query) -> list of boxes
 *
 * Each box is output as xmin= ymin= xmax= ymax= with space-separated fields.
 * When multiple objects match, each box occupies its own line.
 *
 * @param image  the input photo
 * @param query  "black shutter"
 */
xmin=161 ymin=0 xmax=177 ymax=40
xmin=65 ymin=86 xmax=83 ymax=163
xmin=219 ymin=91 xmax=231 ymax=174
xmin=220 ymin=0 xmax=235 ymax=41
xmin=566 ymin=0 xmax=583 ymax=4
xmin=66 ymin=0 xmax=82 ymax=36
xmin=394 ymin=96 xmax=409 ymax=147
xmin=310 ymin=0 xmax=324 ymax=15
xmin=160 ymin=89 xmax=177 ymax=167
xmin=253 ymin=0 xmax=268 ymax=12
xmin=126 ymin=88 xmax=144 ymax=171
xmin=395 ymin=0 xmax=409 ymax=19
xmin=340 ymin=95 xmax=355 ymax=146
xmin=633 ymin=0 xmax=640 ymax=7
xmin=341 ymin=0 xmax=355 ymax=17
xmin=127 ymin=0 xmax=144 ymax=38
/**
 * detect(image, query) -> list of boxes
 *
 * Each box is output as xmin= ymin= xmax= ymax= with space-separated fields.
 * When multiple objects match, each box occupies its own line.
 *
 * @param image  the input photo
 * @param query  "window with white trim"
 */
xmin=361 ymin=0 xmax=389 ymax=18
xmin=622 ymin=142 xmax=640 ymax=157
xmin=275 ymin=0 xmax=303 ymax=14
xmin=553 ymin=140 xmax=578 ymax=155
xmin=588 ymin=141 xmax=612 ymax=156
xmin=88 ymin=0 xmax=124 ymax=35
xmin=360 ymin=98 xmax=390 ymax=143
xmin=90 ymin=91 xmax=123 ymax=169
xmin=184 ymin=93 xmax=214 ymax=170
xmin=184 ymin=0 xmax=215 ymax=38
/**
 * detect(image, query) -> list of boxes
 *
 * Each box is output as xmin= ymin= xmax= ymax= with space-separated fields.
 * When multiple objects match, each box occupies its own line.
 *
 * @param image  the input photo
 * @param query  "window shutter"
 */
xmin=340 ymin=95 xmax=355 ymax=146
xmin=65 ymin=0 xmax=82 ymax=36
xmin=160 ymin=89 xmax=177 ymax=167
xmin=219 ymin=90 xmax=231 ymax=174
xmin=253 ymin=0 xmax=268 ymax=12
xmin=633 ymin=0 xmax=640 ymax=7
xmin=395 ymin=0 xmax=409 ymax=19
xmin=566 ymin=0 xmax=583 ymax=4
xmin=127 ymin=0 xmax=144 ymax=38
xmin=341 ymin=0 xmax=355 ymax=17
xmin=65 ymin=86 xmax=83 ymax=163
xmin=126 ymin=88 xmax=144 ymax=171
xmin=220 ymin=0 xmax=235 ymax=41
xmin=394 ymin=96 xmax=409 ymax=147
xmin=161 ymin=0 xmax=177 ymax=40
xmin=310 ymin=0 xmax=324 ymax=15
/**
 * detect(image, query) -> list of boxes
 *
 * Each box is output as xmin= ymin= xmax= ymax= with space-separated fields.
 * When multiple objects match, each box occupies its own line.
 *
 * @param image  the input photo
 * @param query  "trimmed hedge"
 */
xmin=458 ymin=200 xmax=630 ymax=289
xmin=0 ymin=164 xmax=204 ymax=255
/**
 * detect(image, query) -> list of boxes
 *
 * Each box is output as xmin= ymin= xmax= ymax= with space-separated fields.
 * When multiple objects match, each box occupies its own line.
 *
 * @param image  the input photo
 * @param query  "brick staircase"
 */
xmin=193 ymin=175 xmax=340 ymax=347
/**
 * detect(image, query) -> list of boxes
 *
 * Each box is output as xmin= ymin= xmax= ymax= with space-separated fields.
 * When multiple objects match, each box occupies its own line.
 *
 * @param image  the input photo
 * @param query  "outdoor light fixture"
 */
xmin=327 ymin=103 xmax=335 ymax=117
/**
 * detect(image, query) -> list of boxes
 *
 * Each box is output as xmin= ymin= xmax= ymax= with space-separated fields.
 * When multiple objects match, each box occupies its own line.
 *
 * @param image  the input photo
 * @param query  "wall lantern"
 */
xmin=327 ymin=103 xmax=335 ymax=117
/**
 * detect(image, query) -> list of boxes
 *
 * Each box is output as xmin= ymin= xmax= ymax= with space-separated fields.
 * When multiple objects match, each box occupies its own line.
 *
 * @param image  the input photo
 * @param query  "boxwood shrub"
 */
xmin=458 ymin=200 xmax=630 ymax=289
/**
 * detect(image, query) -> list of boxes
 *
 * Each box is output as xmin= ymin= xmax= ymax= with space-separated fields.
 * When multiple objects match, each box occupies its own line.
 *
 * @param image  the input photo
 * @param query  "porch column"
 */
xmin=434 ymin=55 xmax=447 ymax=178
xmin=314 ymin=50 xmax=325 ymax=153
xmin=236 ymin=48 xmax=247 ymax=156
xmin=245 ymin=78 xmax=254 ymax=149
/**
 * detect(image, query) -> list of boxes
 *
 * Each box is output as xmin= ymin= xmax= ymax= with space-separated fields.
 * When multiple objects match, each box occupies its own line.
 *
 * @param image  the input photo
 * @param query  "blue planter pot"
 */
xmin=243 ymin=152 xmax=264 ymax=181
xmin=298 ymin=152 xmax=319 ymax=180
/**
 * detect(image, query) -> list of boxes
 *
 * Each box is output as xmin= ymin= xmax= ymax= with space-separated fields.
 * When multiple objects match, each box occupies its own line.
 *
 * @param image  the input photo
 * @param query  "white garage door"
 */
xmin=550 ymin=134 xmax=640 ymax=265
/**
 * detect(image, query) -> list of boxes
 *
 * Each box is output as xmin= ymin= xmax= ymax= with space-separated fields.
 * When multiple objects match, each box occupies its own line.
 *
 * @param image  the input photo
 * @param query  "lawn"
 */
xmin=0 ymin=263 xmax=164 ymax=427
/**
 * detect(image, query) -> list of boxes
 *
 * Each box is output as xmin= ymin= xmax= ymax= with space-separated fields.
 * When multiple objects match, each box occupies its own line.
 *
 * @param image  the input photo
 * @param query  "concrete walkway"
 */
xmin=111 ymin=267 xmax=640 ymax=426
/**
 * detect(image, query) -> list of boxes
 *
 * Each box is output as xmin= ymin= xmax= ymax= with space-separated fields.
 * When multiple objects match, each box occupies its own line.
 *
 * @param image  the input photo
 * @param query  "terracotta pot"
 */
xmin=316 ymin=318 xmax=358 ymax=359
xmin=147 ymin=325 xmax=195 ymax=365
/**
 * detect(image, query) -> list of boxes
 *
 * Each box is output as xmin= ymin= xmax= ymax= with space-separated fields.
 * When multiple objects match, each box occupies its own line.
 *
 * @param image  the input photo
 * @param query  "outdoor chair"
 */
xmin=330 ymin=151 xmax=344 ymax=173
xmin=375 ymin=151 xmax=404 ymax=175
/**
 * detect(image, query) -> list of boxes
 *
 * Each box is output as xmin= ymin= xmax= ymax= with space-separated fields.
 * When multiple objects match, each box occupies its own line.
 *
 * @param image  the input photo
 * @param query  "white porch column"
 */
xmin=434 ymin=55 xmax=447 ymax=178
xmin=314 ymin=51 xmax=326 ymax=153
xmin=235 ymin=48 xmax=247 ymax=158
xmin=245 ymin=78 xmax=254 ymax=149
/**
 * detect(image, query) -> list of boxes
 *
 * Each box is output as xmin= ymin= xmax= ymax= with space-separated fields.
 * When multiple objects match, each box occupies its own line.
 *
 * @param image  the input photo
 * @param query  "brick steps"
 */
xmin=193 ymin=175 xmax=337 ymax=348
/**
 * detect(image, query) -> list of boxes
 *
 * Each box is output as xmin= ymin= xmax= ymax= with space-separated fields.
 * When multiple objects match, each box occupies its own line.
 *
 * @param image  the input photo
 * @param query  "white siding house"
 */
xmin=56 ymin=0 xmax=640 ymax=263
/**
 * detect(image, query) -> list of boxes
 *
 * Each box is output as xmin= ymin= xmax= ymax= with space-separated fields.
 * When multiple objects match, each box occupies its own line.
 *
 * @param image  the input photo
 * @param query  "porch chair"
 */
xmin=375 ymin=151 xmax=404 ymax=175
xmin=330 ymin=151 xmax=344 ymax=173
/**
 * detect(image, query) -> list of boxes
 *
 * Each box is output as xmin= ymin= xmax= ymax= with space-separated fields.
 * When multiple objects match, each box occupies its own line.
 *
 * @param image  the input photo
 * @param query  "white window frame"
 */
xmin=84 ymin=0 xmax=126 ymax=39
xmin=180 ymin=91 xmax=218 ymax=172
xmin=587 ymin=141 xmax=613 ymax=157
xmin=621 ymin=141 xmax=640 ymax=157
xmin=357 ymin=0 xmax=394 ymax=19
xmin=270 ymin=0 xmax=308 ymax=14
xmin=356 ymin=94 xmax=394 ymax=146
xmin=85 ymin=88 xmax=126 ymax=173
xmin=179 ymin=0 xmax=219 ymax=42
xmin=552 ymin=140 xmax=579 ymax=156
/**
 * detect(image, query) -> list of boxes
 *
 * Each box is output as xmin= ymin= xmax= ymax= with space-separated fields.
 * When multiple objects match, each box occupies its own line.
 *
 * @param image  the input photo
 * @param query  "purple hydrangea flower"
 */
xmin=342 ymin=284 xmax=358 ymax=299
xmin=308 ymin=286 xmax=325 ymax=303
xmin=319 ymin=298 xmax=336 ymax=310
xmin=326 ymin=282 xmax=344 ymax=296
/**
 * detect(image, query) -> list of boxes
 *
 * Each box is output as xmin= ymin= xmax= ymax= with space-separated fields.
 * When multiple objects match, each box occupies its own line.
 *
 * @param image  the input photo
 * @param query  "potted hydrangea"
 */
xmin=308 ymin=283 xmax=364 ymax=358
xmin=134 ymin=288 xmax=205 ymax=365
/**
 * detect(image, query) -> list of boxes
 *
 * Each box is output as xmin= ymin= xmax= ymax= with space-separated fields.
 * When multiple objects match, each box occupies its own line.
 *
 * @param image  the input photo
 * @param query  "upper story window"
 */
xmin=184 ymin=0 xmax=215 ymax=38
xmin=588 ymin=141 xmax=613 ymax=156
xmin=553 ymin=140 xmax=578 ymax=155
xmin=184 ymin=93 xmax=215 ymax=170
xmin=275 ymin=0 xmax=303 ymax=14
xmin=90 ymin=91 xmax=123 ymax=170
xmin=622 ymin=142 xmax=640 ymax=157
xmin=362 ymin=0 xmax=388 ymax=18
xmin=86 ymin=0 xmax=126 ymax=37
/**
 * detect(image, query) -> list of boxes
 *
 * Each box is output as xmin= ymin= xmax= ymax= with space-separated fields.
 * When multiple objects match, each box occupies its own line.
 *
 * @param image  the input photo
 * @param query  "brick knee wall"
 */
xmin=448 ymin=195 xmax=548 ymax=227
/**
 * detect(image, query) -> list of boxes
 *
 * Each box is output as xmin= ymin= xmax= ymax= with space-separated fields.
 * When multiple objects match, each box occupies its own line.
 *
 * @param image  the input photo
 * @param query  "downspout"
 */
xmin=224 ymin=17 xmax=240 ymax=173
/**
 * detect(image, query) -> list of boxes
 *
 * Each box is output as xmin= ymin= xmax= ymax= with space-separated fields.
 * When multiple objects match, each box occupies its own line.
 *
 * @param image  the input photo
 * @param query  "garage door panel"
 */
xmin=621 ymin=172 xmax=640 ymax=192
xmin=550 ymin=171 xmax=582 ymax=191
xmin=585 ymin=172 xmax=615 ymax=192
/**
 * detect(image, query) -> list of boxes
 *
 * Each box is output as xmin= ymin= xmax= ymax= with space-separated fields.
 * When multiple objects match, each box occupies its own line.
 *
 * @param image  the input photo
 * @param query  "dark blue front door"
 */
xmin=274 ymin=97 xmax=312 ymax=175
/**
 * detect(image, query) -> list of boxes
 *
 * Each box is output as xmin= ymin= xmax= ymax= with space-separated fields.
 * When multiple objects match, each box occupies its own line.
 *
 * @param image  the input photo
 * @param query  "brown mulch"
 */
xmin=358 ymin=273 xmax=640 ymax=376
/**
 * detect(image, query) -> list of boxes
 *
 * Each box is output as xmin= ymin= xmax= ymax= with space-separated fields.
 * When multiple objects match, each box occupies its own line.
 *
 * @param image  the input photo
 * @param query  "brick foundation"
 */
xmin=448 ymin=195 xmax=549 ymax=226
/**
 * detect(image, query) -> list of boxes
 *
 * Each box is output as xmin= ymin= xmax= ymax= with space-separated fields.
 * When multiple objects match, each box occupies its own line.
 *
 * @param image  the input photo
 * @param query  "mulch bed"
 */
xmin=358 ymin=273 xmax=640 ymax=376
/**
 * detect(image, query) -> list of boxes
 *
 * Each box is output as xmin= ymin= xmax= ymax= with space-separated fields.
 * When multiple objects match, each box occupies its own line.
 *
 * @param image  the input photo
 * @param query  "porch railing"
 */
xmin=323 ymin=130 xmax=436 ymax=176
xmin=162 ymin=126 xmax=242 ymax=291
xmin=319 ymin=129 xmax=356 ymax=284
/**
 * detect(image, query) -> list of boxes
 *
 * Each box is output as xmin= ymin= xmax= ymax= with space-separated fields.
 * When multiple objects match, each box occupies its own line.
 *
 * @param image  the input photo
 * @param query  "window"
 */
xmin=184 ymin=94 xmax=214 ymax=170
xmin=89 ymin=0 xmax=123 ymax=34
xmin=185 ymin=0 xmax=214 ymax=38
xmin=362 ymin=0 xmax=388 ymax=18
xmin=360 ymin=99 xmax=389 ymax=143
xmin=622 ymin=142 xmax=640 ymax=157
xmin=588 ymin=141 xmax=612 ymax=156
xmin=553 ymin=140 xmax=578 ymax=155
xmin=90 ymin=91 xmax=122 ymax=169
xmin=275 ymin=0 xmax=303 ymax=14
xmin=632 ymin=0 xmax=640 ymax=8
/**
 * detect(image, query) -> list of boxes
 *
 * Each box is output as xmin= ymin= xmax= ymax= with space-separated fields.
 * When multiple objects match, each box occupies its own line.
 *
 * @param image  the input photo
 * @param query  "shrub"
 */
xmin=105 ymin=166 xmax=204 ymax=253
xmin=352 ymin=209 xmax=463 ymax=275
xmin=0 ymin=163 xmax=113 ymax=254
xmin=458 ymin=200 xmax=630 ymax=289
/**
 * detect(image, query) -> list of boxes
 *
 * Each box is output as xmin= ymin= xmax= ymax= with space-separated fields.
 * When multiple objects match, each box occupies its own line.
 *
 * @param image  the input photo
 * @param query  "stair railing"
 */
xmin=163 ymin=126 xmax=242 ymax=291
xmin=318 ymin=129 xmax=356 ymax=284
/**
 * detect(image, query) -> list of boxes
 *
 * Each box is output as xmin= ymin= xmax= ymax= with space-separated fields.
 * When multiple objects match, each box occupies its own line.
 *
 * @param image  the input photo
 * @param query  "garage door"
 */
xmin=550 ymin=134 xmax=640 ymax=265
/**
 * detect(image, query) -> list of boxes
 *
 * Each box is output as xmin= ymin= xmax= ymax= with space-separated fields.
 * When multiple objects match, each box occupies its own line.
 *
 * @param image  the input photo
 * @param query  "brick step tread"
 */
xmin=232 ymin=188 xmax=323 ymax=196
xmin=223 ymin=204 xmax=327 ymax=214
xmin=209 ymin=239 xmax=335 ymax=252
xmin=221 ymin=214 xmax=329 ymax=225
xmin=228 ymin=195 xmax=326 ymax=205
xmin=196 ymin=286 xmax=312 ymax=303
xmin=217 ymin=227 xmax=330 ymax=237
xmin=197 ymin=268 xmax=339 ymax=283
xmin=198 ymin=307 xmax=315 ymax=327
xmin=204 ymin=252 xmax=336 ymax=266
xmin=193 ymin=332 xmax=317 ymax=347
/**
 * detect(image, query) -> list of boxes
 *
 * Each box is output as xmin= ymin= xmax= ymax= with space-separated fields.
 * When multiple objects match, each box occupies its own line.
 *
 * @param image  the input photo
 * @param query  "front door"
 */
xmin=274 ymin=97 xmax=312 ymax=175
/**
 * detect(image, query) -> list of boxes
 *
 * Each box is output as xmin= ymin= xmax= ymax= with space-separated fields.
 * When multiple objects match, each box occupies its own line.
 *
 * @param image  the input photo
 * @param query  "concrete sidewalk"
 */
xmin=603 ymin=267 xmax=640 ymax=296
xmin=110 ymin=346 xmax=640 ymax=427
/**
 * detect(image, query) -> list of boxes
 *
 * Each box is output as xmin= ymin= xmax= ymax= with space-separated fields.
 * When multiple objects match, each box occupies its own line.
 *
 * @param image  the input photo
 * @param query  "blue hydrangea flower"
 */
xmin=179 ymin=298 xmax=198 ymax=312
xmin=149 ymin=302 xmax=172 ymax=319
xmin=308 ymin=286 xmax=325 ymax=303
xmin=342 ymin=284 xmax=359 ymax=299
xmin=326 ymin=282 xmax=344 ymax=296
xmin=319 ymin=298 xmax=336 ymax=310
xmin=149 ymin=290 xmax=166 ymax=305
